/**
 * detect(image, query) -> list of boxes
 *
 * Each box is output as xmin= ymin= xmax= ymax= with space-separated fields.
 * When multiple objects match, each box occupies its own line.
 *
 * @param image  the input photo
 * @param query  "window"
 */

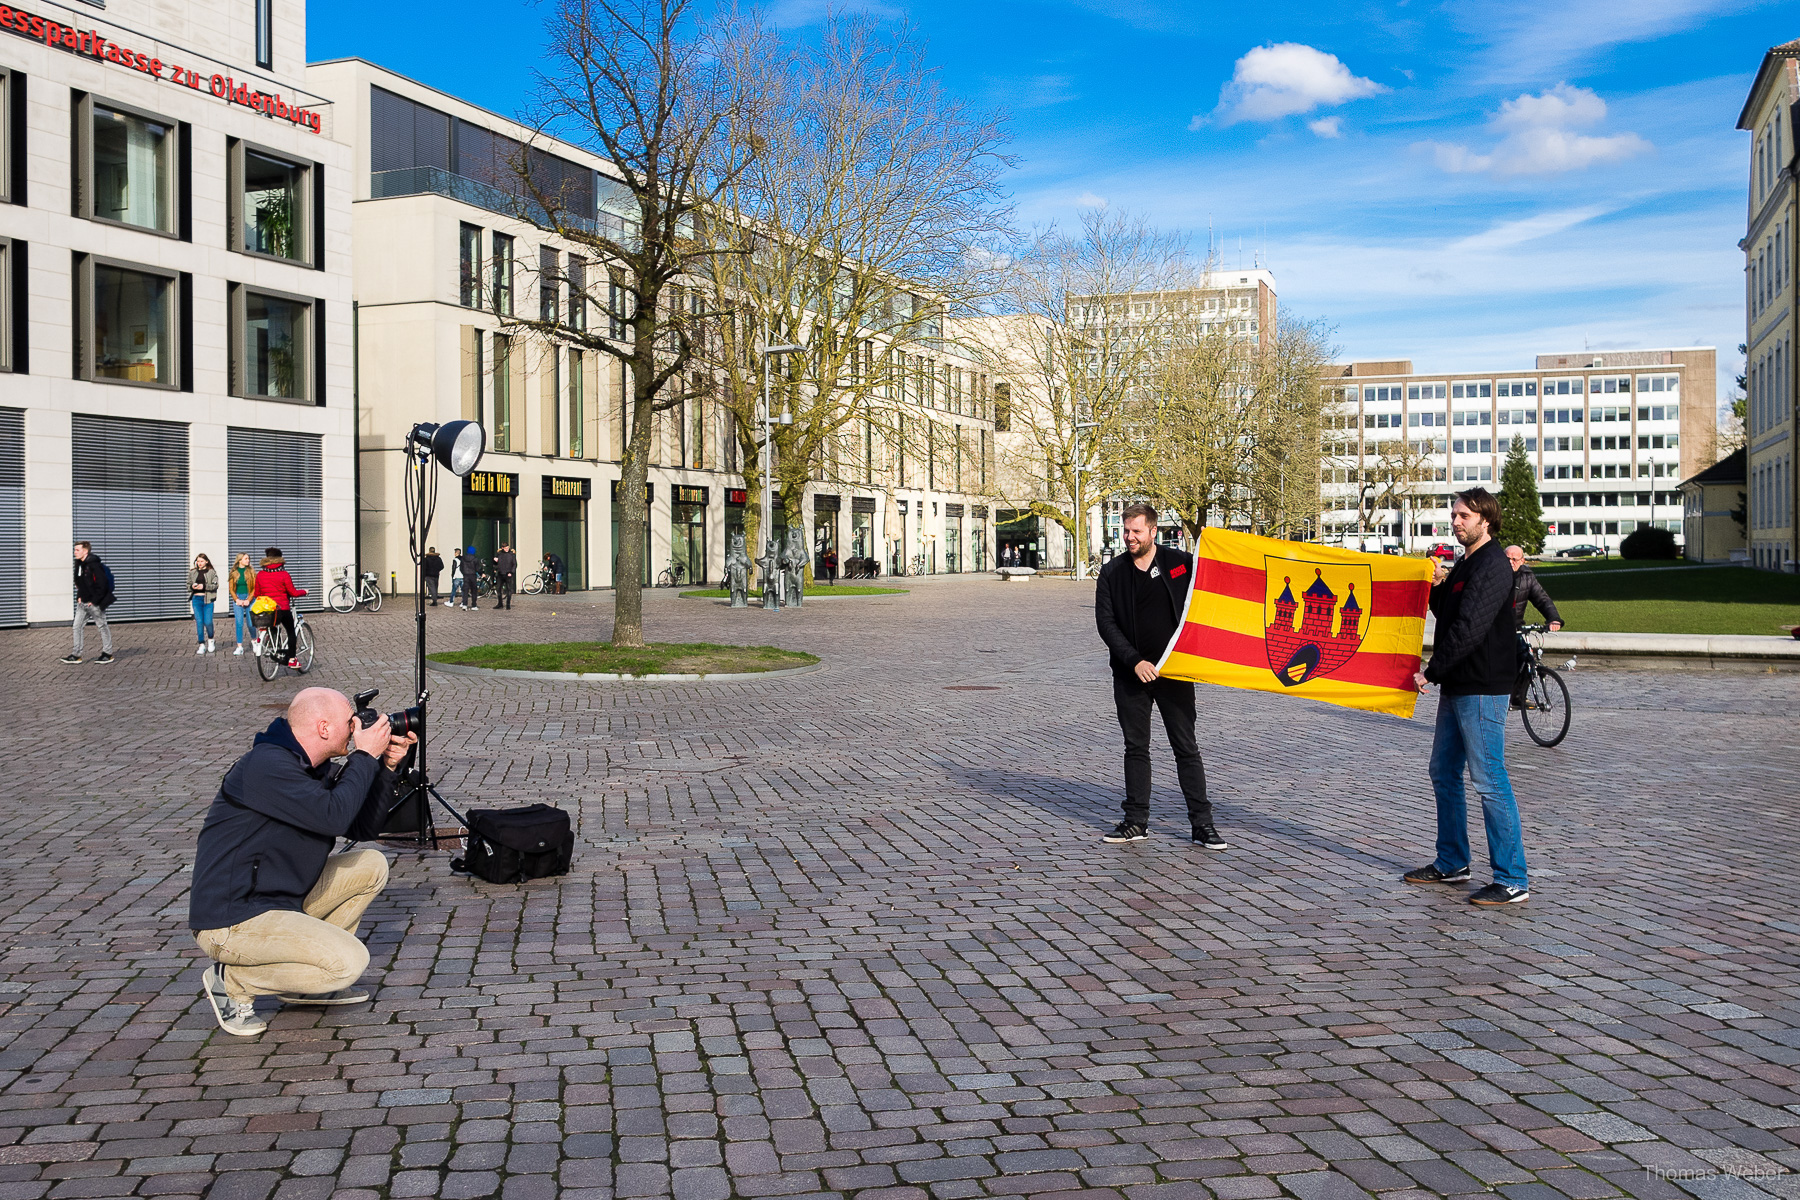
xmin=459 ymin=224 xmax=481 ymax=307
xmin=568 ymin=349 xmax=584 ymax=458
xmin=539 ymin=245 xmax=558 ymax=322
xmin=1496 ymin=380 xmax=1535 ymax=397
xmin=1451 ymin=382 xmax=1491 ymax=398
xmin=0 ymin=68 xmax=15 ymax=206
xmin=544 ymin=347 xmax=560 ymax=456
xmin=492 ymin=334 xmax=513 ymax=450
xmin=255 ymin=0 xmax=272 ymax=69
xmin=1407 ymin=384 xmax=1446 ymax=400
xmin=1546 ymin=378 xmax=1580 ymax=396
xmin=79 ymin=257 xmax=179 ymax=387
xmin=232 ymin=286 xmax=310 ymax=401
xmin=233 ymin=143 xmax=310 ymax=262
xmin=566 ymin=258 xmax=585 ymax=330
xmin=607 ymin=280 xmax=627 ymax=339
xmin=0 ymin=238 xmax=10 ymax=372
xmin=491 ymin=233 xmax=514 ymax=316
xmin=81 ymin=97 xmax=178 ymax=234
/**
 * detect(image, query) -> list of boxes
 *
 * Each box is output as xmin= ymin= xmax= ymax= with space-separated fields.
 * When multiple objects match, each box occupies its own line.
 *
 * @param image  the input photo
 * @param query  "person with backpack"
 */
xmin=422 ymin=547 xmax=444 ymax=607
xmin=459 ymin=546 xmax=480 ymax=611
xmin=62 ymin=541 xmax=116 ymax=665
xmin=252 ymin=549 xmax=308 ymax=669
xmin=190 ymin=553 xmax=220 ymax=655
xmin=229 ymin=553 xmax=256 ymax=655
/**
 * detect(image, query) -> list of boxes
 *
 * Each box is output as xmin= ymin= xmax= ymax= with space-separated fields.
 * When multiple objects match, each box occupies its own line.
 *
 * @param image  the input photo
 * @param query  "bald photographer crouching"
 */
xmin=190 ymin=687 xmax=417 ymax=1036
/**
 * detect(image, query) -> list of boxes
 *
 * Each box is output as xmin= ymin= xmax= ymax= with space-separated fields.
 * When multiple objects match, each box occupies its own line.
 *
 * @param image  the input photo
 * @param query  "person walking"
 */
xmin=190 ymin=553 xmax=220 ymax=655
xmin=459 ymin=546 xmax=480 ymax=611
xmin=253 ymin=549 xmax=308 ymax=669
xmin=1093 ymin=501 xmax=1225 ymax=849
xmin=545 ymin=551 xmax=565 ymax=593
xmin=494 ymin=544 xmax=517 ymax=609
xmin=422 ymin=547 xmax=444 ymax=607
xmin=823 ymin=547 xmax=839 ymax=585
xmin=449 ymin=549 xmax=465 ymax=609
xmin=1407 ymin=488 xmax=1532 ymax=906
xmin=1505 ymin=545 xmax=1562 ymax=708
xmin=62 ymin=541 xmax=116 ymax=665
xmin=229 ymin=552 xmax=256 ymax=655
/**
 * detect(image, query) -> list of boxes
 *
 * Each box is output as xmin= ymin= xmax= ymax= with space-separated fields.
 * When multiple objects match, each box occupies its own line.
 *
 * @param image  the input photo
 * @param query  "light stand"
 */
xmin=386 ymin=419 xmax=486 ymax=847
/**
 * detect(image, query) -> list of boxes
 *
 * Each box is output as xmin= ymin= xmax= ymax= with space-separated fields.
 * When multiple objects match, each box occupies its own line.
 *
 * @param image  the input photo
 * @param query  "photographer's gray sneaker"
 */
xmin=274 ymin=987 xmax=370 ymax=1006
xmin=201 ymin=965 xmax=267 ymax=1036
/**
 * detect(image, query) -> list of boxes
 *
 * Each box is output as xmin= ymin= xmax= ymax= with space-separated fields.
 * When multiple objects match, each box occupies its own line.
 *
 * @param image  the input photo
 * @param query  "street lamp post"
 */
xmin=760 ymin=344 xmax=804 ymax=609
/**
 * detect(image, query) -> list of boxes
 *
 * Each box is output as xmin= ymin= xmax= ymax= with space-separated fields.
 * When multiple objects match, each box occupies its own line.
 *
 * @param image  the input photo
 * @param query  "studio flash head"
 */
xmin=352 ymin=688 xmax=425 ymax=738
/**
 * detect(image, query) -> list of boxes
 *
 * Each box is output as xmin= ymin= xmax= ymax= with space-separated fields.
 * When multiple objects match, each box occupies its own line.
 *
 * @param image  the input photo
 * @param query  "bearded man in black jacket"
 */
xmin=1093 ymin=503 xmax=1226 ymax=849
xmin=1405 ymin=489 xmax=1532 ymax=906
xmin=190 ymin=688 xmax=416 ymax=1035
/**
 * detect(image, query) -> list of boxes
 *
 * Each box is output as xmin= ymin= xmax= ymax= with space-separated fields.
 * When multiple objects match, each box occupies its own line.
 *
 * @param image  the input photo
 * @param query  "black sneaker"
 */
xmin=1469 ymin=883 xmax=1530 ymax=906
xmin=95 ymin=653 xmax=115 ymax=664
xmin=59 ymin=654 xmax=82 ymax=665
xmin=1404 ymin=863 xmax=1471 ymax=884
xmin=1192 ymin=825 xmax=1229 ymax=849
xmin=1103 ymin=822 xmax=1148 ymax=843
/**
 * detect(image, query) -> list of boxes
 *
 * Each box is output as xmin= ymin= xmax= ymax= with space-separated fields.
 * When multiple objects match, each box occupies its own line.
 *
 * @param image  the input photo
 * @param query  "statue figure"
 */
xmin=780 ymin=528 xmax=808 ymax=608
xmin=757 ymin=539 xmax=782 ymax=610
xmin=723 ymin=532 xmax=752 ymax=608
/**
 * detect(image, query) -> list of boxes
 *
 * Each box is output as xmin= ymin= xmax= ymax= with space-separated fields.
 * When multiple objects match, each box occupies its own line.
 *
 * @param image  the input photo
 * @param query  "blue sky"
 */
xmin=309 ymin=0 xmax=1789 ymax=400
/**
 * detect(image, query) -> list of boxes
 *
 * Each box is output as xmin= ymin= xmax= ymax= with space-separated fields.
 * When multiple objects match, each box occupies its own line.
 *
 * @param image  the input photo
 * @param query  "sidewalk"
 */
xmin=1423 ymin=622 xmax=1800 ymax=662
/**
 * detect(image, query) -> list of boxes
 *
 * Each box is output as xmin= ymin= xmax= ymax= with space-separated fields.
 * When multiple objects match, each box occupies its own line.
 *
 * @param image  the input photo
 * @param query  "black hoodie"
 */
xmin=1094 ymin=544 xmax=1194 ymax=681
xmin=188 ymin=718 xmax=395 ymax=931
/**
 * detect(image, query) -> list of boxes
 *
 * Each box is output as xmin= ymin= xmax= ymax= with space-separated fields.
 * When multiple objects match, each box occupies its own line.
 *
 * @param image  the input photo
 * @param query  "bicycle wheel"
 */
xmin=522 ymin=572 xmax=545 ymax=595
xmin=655 ymin=570 xmax=673 ymax=588
xmin=364 ymin=588 xmax=382 ymax=614
xmin=255 ymin=630 xmax=282 ymax=681
xmin=1520 ymin=666 xmax=1571 ymax=748
xmin=328 ymin=583 xmax=356 ymax=613
xmin=294 ymin=623 xmax=315 ymax=674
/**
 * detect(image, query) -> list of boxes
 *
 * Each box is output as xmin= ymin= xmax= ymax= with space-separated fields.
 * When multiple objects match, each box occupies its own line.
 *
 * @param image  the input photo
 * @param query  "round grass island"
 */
xmin=428 ymin=641 xmax=821 ymax=682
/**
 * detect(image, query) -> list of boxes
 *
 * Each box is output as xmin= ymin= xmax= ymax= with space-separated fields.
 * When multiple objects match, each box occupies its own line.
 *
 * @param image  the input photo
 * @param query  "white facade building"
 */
xmin=0 ymin=0 xmax=354 ymax=627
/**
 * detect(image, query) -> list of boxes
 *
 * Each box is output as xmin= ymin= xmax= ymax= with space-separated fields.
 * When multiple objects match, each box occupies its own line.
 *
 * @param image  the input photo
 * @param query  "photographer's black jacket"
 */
xmin=1423 ymin=538 xmax=1515 ymax=696
xmin=188 ymin=718 xmax=394 ymax=931
xmin=1094 ymin=545 xmax=1193 ymax=681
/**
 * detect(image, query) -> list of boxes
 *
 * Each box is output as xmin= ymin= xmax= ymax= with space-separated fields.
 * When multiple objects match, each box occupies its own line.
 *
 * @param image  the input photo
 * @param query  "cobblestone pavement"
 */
xmin=1 ymin=577 xmax=1798 ymax=1200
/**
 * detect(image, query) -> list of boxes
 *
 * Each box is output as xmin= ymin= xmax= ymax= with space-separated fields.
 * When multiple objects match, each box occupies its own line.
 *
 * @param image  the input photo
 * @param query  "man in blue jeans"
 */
xmin=1406 ymin=487 xmax=1531 ymax=906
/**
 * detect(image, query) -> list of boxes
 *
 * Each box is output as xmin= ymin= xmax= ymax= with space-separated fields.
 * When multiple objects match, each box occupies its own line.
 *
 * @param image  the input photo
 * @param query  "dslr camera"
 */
xmin=353 ymin=688 xmax=424 ymax=737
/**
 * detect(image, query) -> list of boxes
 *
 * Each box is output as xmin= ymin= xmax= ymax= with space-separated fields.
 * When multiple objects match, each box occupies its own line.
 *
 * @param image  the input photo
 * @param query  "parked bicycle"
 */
xmin=1515 ymin=623 xmax=1571 ymax=748
xmin=328 ymin=568 xmax=384 ymax=614
xmin=910 ymin=553 xmax=927 ymax=576
xmin=520 ymin=565 xmax=553 ymax=595
xmin=254 ymin=609 xmax=315 ymax=681
xmin=654 ymin=560 xmax=687 ymax=588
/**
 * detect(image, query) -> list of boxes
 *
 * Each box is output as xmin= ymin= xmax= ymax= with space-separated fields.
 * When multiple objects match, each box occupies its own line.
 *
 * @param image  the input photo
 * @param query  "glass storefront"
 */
xmin=813 ymin=494 xmax=839 ymax=577
xmin=463 ymin=471 xmax=518 ymax=573
xmin=997 ymin=509 xmax=1042 ymax=568
xmin=945 ymin=508 xmax=962 ymax=573
xmin=850 ymin=498 xmax=875 ymax=576
xmin=672 ymin=485 xmax=707 ymax=586
xmin=542 ymin=476 xmax=589 ymax=590
xmin=610 ymin=480 xmax=652 ymax=586
xmin=726 ymin=488 xmax=746 ymax=559
xmin=971 ymin=506 xmax=987 ymax=571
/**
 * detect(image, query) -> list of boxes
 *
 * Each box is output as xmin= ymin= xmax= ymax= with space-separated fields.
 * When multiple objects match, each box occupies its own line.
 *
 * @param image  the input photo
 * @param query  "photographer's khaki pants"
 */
xmin=195 ymin=850 xmax=388 ymax=1003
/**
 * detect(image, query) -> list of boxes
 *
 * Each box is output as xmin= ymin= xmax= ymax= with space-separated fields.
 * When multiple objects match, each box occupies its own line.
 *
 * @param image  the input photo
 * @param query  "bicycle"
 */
xmin=1515 ymin=623 xmax=1571 ymax=748
xmin=254 ymin=609 xmax=315 ymax=681
xmin=654 ymin=560 xmax=686 ymax=588
xmin=328 ymin=568 xmax=383 ymax=614
xmin=910 ymin=553 xmax=927 ymax=577
xmin=521 ymin=565 xmax=552 ymax=595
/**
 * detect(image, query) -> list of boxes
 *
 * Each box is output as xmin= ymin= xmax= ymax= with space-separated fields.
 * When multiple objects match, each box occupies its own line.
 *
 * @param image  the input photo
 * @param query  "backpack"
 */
xmin=450 ymin=805 xmax=574 ymax=884
xmin=94 ymin=561 xmax=117 ymax=609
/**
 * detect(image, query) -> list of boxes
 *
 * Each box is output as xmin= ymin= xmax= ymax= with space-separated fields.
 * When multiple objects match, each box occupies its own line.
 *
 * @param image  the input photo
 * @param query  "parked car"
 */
xmin=1558 ymin=544 xmax=1606 ymax=558
xmin=1427 ymin=543 xmax=1457 ymax=563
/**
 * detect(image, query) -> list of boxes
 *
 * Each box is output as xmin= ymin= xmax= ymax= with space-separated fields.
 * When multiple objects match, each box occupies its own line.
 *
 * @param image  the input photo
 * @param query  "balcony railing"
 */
xmin=370 ymin=167 xmax=634 ymax=241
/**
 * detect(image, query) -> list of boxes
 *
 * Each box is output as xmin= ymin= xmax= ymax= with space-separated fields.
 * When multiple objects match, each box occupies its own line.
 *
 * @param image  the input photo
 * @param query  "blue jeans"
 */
xmin=1429 ymin=693 xmax=1529 ymax=889
xmin=233 ymin=600 xmax=252 ymax=644
xmin=191 ymin=595 xmax=216 ymax=643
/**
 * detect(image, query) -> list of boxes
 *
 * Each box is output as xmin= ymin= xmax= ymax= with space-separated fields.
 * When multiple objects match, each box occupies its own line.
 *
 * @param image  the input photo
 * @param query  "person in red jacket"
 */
xmin=252 ymin=548 xmax=308 ymax=668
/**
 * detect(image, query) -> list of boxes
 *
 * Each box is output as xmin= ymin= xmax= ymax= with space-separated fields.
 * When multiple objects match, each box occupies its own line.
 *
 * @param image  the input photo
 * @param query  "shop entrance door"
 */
xmin=672 ymin=488 xmax=707 ymax=586
xmin=542 ymin=495 xmax=587 ymax=590
xmin=945 ymin=514 xmax=962 ymax=573
xmin=463 ymin=491 xmax=516 ymax=579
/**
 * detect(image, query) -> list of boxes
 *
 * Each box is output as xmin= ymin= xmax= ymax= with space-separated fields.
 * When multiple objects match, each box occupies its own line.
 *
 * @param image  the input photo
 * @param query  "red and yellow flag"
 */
xmin=1155 ymin=529 xmax=1434 ymax=718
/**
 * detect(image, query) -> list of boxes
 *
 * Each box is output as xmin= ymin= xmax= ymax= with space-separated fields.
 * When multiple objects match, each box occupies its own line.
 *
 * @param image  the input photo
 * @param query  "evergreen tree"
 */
xmin=1498 ymin=434 xmax=1547 ymax=553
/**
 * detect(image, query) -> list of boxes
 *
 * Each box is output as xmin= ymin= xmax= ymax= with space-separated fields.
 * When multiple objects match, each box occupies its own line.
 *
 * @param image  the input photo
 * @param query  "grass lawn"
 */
xmin=1530 ymin=557 xmax=1697 ymax=575
xmin=1544 ymin=567 xmax=1800 ymax=636
xmin=429 ymin=641 xmax=819 ymax=676
xmin=680 ymin=583 xmax=907 ymax=599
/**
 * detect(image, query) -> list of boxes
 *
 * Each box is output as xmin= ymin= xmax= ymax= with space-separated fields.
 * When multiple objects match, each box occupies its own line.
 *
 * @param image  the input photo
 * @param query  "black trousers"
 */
xmin=498 ymin=572 xmax=515 ymax=607
xmin=424 ymin=575 xmax=439 ymax=603
xmin=1113 ymin=674 xmax=1212 ymax=828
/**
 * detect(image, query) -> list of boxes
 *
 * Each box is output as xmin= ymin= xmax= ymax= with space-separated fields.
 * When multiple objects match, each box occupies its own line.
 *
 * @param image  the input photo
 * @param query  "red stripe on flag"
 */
xmin=1172 ymin=622 xmax=1421 ymax=691
xmin=1371 ymin=578 xmax=1428 ymax=617
xmin=1195 ymin=557 xmax=1264 ymax=604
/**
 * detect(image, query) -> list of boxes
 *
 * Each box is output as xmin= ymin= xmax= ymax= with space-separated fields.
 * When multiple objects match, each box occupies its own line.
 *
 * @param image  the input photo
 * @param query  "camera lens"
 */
xmin=388 ymin=706 xmax=424 ymax=737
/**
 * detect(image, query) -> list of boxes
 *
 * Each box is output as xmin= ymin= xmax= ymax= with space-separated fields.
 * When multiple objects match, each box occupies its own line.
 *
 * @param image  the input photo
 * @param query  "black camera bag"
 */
xmin=451 ymin=804 xmax=573 ymax=884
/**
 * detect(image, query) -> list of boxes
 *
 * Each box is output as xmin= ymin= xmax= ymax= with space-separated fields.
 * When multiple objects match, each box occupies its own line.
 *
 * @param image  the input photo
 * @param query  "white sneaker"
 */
xmin=233 ymin=644 xmax=245 ymax=656
xmin=196 ymin=644 xmax=206 ymax=655
xmin=207 ymin=639 xmax=216 ymax=653
xmin=200 ymin=965 xmax=266 ymax=1036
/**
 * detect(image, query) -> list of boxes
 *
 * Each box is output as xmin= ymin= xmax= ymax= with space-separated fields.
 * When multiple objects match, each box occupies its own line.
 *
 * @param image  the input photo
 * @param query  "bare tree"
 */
xmin=502 ymin=0 xmax=770 ymax=647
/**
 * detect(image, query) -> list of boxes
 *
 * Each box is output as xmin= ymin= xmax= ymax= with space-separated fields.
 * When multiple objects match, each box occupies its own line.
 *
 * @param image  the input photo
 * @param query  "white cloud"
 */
xmin=1308 ymin=116 xmax=1344 ymax=138
xmin=1422 ymin=84 xmax=1652 ymax=177
xmin=1209 ymin=43 xmax=1386 ymax=126
xmin=1074 ymin=191 xmax=1109 ymax=208
xmin=1449 ymin=206 xmax=1613 ymax=252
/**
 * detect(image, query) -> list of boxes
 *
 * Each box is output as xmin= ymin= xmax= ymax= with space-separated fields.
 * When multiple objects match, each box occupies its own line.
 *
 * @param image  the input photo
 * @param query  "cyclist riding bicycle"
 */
xmin=252 ymin=548 xmax=308 ymax=669
xmin=1505 ymin=545 xmax=1561 ymax=707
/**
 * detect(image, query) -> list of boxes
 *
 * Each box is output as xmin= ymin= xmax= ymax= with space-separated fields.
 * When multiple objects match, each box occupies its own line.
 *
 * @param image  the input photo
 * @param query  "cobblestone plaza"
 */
xmin=1 ymin=578 xmax=1797 ymax=1200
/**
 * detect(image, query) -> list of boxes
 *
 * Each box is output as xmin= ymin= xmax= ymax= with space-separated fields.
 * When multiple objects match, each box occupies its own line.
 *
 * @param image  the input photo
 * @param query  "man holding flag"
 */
xmin=1094 ymin=503 xmax=1228 ymax=849
xmin=1406 ymin=488 xmax=1532 ymax=906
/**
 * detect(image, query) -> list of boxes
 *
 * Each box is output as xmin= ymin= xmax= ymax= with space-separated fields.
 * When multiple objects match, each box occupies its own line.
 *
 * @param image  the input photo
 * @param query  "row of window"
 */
xmin=1751 ymin=456 xmax=1791 ymax=530
xmin=1749 ymin=336 xmax=1790 ymax=437
xmin=1750 ymin=219 xmax=1788 ymax=320
xmin=1348 ymin=375 xmax=1682 ymax=403
xmin=0 ymin=72 xmax=323 ymax=267
xmin=1342 ymin=404 xmax=1679 ymax=431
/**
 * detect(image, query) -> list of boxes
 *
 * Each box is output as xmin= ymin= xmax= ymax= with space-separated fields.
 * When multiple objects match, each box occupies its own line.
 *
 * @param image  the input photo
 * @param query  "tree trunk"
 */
xmin=611 ymin=361 xmax=657 ymax=648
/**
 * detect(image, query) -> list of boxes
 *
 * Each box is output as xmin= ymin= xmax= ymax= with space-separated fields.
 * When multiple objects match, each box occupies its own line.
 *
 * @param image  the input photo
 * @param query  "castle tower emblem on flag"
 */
xmin=1264 ymin=562 xmax=1371 ymax=687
